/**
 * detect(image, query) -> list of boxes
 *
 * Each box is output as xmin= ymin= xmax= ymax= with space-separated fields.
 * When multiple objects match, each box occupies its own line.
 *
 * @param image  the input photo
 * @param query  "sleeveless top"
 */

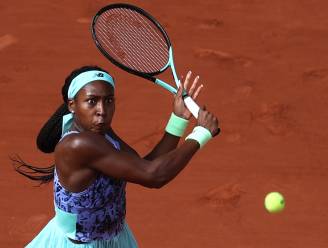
xmin=54 ymin=131 xmax=127 ymax=242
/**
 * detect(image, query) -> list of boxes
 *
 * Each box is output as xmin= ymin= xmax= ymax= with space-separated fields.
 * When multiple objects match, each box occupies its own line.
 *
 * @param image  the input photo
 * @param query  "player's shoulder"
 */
xmin=55 ymin=131 xmax=108 ymax=153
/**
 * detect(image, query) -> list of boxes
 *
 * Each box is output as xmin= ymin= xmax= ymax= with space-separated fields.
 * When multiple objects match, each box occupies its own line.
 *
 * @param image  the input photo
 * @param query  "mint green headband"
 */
xmin=62 ymin=70 xmax=115 ymax=135
xmin=68 ymin=70 xmax=114 ymax=99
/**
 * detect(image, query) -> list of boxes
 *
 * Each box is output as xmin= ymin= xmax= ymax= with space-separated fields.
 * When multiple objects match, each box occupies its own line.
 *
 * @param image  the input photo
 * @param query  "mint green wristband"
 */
xmin=185 ymin=126 xmax=212 ymax=148
xmin=165 ymin=113 xmax=189 ymax=137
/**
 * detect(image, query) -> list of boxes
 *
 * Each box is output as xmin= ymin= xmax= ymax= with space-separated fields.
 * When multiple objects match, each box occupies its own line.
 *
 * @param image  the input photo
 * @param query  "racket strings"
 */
xmin=122 ymin=9 xmax=168 ymax=62
xmin=97 ymin=18 xmax=148 ymax=70
xmin=94 ymin=8 xmax=169 ymax=73
xmin=98 ymin=11 xmax=157 ymax=70
xmin=123 ymin=9 xmax=168 ymax=54
xmin=109 ymin=8 xmax=168 ymax=61
xmin=97 ymin=9 xmax=167 ymax=72
xmin=96 ymin=18 xmax=162 ymax=72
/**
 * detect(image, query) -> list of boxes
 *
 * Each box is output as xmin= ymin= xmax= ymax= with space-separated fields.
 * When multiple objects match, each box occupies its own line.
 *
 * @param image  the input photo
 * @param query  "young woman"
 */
xmin=15 ymin=65 xmax=220 ymax=247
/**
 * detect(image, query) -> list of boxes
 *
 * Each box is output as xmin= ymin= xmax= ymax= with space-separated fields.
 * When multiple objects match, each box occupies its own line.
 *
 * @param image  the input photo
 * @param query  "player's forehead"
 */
xmin=78 ymin=80 xmax=114 ymax=97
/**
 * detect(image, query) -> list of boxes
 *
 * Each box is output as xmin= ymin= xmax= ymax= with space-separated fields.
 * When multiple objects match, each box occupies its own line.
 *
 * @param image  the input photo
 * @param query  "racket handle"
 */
xmin=183 ymin=96 xmax=200 ymax=119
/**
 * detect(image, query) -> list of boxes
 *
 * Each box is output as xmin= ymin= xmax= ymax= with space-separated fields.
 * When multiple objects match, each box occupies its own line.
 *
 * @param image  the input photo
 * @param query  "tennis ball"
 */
xmin=264 ymin=192 xmax=285 ymax=213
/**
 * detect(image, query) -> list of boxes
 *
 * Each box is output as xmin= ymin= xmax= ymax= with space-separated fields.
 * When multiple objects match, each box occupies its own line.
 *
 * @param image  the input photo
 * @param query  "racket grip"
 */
xmin=183 ymin=96 xmax=200 ymax=119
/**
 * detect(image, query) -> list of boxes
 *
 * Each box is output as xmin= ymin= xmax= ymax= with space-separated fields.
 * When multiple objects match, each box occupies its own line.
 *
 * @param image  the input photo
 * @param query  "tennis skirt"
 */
xmin=25 ymin=218 xmax=138 ymax=248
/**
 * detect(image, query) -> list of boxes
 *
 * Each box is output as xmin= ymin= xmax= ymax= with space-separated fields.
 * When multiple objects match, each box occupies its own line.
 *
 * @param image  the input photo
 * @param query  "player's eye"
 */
xmin=105 ymin=97 xmax=114 ymax=104
xmin=87 ymin=98 xmax=97 ymax=105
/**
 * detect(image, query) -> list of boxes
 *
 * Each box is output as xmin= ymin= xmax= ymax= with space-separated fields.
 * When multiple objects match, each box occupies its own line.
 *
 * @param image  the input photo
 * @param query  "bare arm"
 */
xmin=57 ymin=131 xmax=199 ymax=189
xmin=109 ymin=127 xmax=182 ymax=161
xmin=143 ymin=132 xmax=180 ymax=161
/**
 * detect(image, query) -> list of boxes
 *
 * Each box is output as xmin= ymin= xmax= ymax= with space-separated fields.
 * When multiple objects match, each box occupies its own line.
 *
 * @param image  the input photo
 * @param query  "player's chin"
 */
xmin=91 ymin=125 xmax=108 ymax=135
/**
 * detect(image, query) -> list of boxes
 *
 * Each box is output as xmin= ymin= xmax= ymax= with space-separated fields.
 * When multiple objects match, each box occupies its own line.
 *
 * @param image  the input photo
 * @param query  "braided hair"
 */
xmin=12 ymin=65 xmax=110 ymax=184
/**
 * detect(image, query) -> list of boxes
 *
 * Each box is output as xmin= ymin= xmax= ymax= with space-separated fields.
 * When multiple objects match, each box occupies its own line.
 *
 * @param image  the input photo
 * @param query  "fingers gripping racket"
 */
xmin=91 ymin=3 xmax=200 ymax=118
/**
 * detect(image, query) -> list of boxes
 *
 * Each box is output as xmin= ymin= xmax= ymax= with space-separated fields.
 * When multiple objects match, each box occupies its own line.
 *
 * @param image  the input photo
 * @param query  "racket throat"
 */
xmin=168 ymin=47 xmax=179 ymax=86
xmin=160 ymin=47 xmax=179 ymax=84
xmin=154 ymin=78 xmax=177 ymax=94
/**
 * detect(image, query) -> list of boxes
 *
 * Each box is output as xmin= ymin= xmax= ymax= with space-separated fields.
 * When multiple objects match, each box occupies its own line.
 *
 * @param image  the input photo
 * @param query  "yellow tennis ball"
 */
xmin=264 ymin=192 xmax=285 ymax=213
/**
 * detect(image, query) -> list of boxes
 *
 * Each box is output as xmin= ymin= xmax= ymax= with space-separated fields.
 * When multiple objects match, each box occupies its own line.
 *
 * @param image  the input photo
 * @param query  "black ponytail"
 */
xmin=13 ymin=65 xmax=110 ymax=184
xmin=36 ymin=103 xmax=70 ymax=153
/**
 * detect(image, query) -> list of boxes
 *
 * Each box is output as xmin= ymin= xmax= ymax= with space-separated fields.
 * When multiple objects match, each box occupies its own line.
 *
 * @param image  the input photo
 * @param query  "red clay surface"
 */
xmin=1 ymin=0 xmax=328 ymax=247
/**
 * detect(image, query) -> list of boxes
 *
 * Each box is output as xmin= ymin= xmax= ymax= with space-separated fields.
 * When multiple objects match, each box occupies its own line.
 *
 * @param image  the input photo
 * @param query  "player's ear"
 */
xmin=68 ymin=99 xmax=75 ymax=114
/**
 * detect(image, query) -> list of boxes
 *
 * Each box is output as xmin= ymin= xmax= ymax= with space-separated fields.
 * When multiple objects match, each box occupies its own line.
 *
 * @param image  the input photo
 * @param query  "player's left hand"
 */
xmin=173 ymin=71 xmax=203 ymax=120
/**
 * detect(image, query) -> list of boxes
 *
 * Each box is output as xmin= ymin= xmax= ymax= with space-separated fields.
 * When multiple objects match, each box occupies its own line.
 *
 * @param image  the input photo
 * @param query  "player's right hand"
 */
xmin=197 ymin=107 xmax=220 ymax=136
xmin=173 ymin=71 xmax=203 ymax=120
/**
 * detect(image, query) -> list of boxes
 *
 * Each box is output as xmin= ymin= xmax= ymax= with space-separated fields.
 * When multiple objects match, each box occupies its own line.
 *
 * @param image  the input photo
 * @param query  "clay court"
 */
xmin=1 ymin=0 xmax=328 ymax=247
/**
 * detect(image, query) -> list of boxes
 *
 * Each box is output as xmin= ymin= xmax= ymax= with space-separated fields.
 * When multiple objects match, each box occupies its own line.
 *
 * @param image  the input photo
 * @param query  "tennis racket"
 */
xmin=91 ymin=3 xmax=200 ymax=118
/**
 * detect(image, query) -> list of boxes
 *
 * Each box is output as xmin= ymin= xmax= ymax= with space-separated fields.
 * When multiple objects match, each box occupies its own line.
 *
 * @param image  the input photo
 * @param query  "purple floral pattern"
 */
xmin=54 ymin=134 xmax=126 ymax=242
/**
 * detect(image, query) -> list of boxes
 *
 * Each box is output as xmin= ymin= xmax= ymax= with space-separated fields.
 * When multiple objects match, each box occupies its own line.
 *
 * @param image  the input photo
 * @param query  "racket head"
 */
xmin=91 ymin=3 xmax=172 ymax=78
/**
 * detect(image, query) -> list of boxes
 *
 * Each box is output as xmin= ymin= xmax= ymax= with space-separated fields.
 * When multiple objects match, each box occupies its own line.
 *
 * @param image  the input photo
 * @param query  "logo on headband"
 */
xmin=96 ymin=73 xmax=104 ymax=77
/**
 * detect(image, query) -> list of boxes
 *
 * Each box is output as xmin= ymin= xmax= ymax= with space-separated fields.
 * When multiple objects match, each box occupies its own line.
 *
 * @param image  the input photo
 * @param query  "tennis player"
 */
xmin=14 ymin=65 xmax=219 ymax=247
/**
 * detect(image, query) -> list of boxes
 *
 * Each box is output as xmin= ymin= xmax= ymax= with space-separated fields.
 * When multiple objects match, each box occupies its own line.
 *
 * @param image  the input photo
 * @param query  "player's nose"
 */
xmin=96 ymin=101 xmax=106 ymax=117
